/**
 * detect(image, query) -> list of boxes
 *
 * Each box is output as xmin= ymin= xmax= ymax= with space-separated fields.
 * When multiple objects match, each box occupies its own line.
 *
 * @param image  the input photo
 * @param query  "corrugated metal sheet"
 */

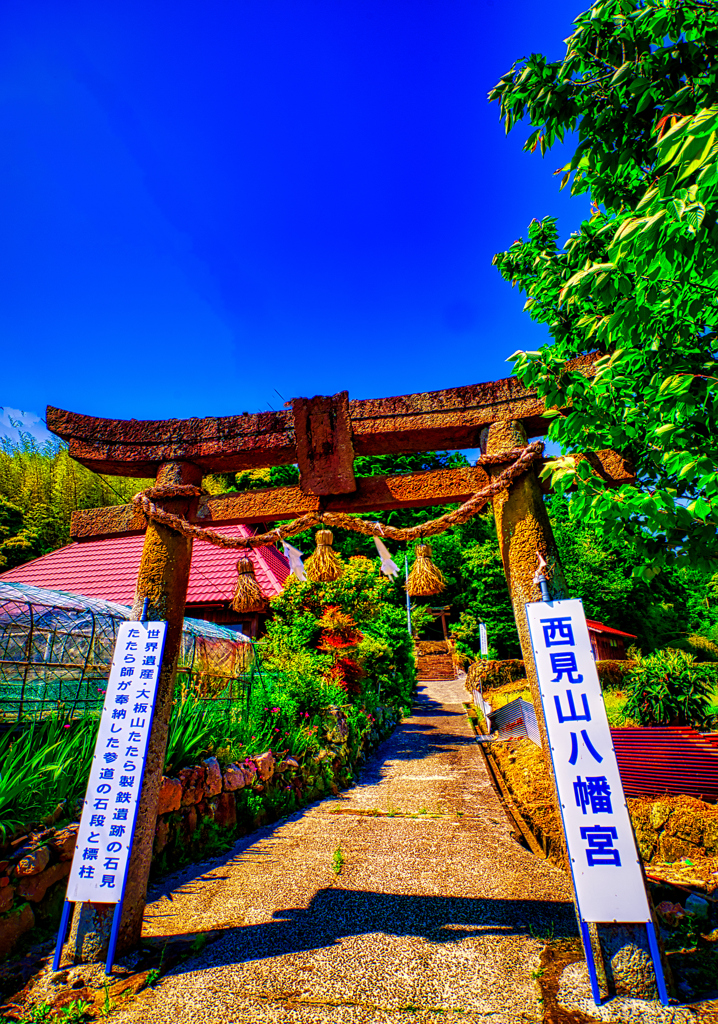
xmin=522 ymin=701 xmax=542 ymax=747
xmin=610 ymin=726 xmax=718 ymax=802
xmin=483 ymin=696 xmax=718 ymax=803
xmin=0 ymin=525 xmax=289 ymax=606
xmin=489 ymin=698 xmax=535 ymax=741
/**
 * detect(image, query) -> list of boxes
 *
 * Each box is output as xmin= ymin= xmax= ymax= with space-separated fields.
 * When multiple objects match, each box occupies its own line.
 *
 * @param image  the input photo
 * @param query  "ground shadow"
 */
xmin=146 ymin=698 xmax=486 ymax=907
xmin=148 ymin=890 xmax=578 ymax=976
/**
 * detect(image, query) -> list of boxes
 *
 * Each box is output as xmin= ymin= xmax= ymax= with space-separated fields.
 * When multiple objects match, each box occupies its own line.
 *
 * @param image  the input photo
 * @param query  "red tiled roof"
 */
xmin=586 ymin=618 xmax=637 ymax=640
xmin=0 ymin=525 xmax=289 ymax=608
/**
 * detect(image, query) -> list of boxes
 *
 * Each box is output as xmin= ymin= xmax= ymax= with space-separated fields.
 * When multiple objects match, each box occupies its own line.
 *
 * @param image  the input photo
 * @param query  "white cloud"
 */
xmin=0 ymin=407 xmax=54 ymax=444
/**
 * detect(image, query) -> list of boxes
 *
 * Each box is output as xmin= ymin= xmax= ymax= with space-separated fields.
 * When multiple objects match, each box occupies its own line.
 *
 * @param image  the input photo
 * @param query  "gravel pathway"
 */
xmin=112 ymin=679 xmax=576 ymax=1023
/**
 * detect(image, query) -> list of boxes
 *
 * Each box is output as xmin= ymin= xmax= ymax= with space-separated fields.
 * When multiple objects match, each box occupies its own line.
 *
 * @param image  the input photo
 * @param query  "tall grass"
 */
xmin=163 ymin=668 xmax=343 ymax=773
xmin=0 ymin=667 xmax=348 ymax=837
xmin=0 ymin=717 xmax=96 ymax=839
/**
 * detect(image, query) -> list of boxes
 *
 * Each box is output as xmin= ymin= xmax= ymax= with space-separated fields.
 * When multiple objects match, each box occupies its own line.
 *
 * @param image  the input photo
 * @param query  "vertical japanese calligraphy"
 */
xmin=526 ymin=599 xmax=650 ymax=924
xmin=66 ymin=622 xmax=167 ymax=904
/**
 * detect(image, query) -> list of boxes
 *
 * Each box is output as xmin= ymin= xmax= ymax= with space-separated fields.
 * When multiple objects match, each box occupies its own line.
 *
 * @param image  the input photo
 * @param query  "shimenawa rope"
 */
xmin=131 ymin=441 xmax=544 ymax=550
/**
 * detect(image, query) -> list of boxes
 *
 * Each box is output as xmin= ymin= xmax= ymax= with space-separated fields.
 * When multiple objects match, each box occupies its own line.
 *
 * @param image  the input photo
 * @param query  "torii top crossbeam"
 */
xmin=47 ymin=353 xmax=635 ymax=540
xmin=47 ymin=354 xmax=598 ymax=482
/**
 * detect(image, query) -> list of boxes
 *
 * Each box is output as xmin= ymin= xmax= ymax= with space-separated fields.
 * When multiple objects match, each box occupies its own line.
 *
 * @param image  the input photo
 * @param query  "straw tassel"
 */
xmin=231 ymin=557 xmax=268 ymax=613
xmin=305 ymin=529 xmax=344 ymax=582
xmin=405 ymin=543 xmax=445 ymax=596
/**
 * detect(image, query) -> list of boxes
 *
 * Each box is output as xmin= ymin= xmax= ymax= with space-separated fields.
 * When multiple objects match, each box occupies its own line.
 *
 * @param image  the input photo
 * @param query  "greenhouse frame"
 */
xmin=0 ymin=582 xmax=256 ymax=723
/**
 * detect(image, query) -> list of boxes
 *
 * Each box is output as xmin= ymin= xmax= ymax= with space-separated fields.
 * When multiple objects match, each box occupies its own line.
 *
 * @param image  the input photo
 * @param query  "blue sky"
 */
xmin=1 ymin=0 xmax=590 ymax=428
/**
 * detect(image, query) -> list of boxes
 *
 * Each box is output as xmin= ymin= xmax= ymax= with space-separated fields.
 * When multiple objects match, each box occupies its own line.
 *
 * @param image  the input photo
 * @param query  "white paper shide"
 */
xmin=66 ymin=621 xmax=167 ymax=904
xmin=526 ymin=599 xmax=650 ymax=924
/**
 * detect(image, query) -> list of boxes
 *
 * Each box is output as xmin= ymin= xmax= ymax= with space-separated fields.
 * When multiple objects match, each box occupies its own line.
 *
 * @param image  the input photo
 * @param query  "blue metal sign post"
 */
xmin=53 ymin=619 xmax=167 ymax=975
xmin=526 ymin=598 xmax=668 ymax=1007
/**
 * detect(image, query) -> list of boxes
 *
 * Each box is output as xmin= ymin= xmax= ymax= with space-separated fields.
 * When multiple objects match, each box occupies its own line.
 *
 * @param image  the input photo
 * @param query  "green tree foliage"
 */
xmin=549 ymin=493 xmax=718 ymax=649
xmin=0 ymin=435 xmax=151 ymax=571
xmin=402 ymin=493 xmax=718 ymax=661
xmin=260 ymin=555 xmax=416 ymax=708
xmin=490 ymin=0 xmax=718 ymax=576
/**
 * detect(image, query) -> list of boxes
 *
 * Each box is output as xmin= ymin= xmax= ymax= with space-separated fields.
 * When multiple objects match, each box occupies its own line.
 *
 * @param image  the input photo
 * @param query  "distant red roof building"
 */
xmin=586 ymin=618 xmax=637 ymax=661
xmin=0 ymin=525 xmax=290 ymax=637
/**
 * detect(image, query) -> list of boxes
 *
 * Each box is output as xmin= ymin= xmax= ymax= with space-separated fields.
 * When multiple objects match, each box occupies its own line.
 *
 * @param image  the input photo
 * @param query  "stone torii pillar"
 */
xmin=485 ymin=420 xmax=669 ymax=1001
xmin=485 ymin=419 xmax=567 ymax=755
xmin=67 ymin=460 xmax=201 ymax=959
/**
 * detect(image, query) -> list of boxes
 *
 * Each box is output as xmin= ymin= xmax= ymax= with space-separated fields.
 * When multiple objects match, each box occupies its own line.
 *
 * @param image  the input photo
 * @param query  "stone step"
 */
xmin=416 ymin=653 xmax=456 ymax=680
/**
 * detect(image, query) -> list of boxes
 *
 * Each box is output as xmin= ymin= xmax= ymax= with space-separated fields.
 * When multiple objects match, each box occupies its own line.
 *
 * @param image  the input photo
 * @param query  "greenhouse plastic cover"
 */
xmin=0 ymin=581 xmax=251 ymax=641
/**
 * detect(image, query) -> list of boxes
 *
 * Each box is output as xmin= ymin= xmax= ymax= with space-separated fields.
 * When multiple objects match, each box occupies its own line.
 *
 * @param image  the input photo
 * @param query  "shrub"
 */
xmin=260 ymin=555 xmax=415 ymax=709
xmin=670 ymin=634 xmax=718 ymax=663
xmin=596 ymin=660 xmax=636 ymax=689
xmin=466 ymin=659 xmax=525 ymax=690
xmin=622 ymin=649 xmax=716 ymax=727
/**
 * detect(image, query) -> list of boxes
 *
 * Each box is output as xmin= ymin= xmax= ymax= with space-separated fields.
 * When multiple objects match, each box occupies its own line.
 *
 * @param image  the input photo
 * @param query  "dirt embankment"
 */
xmin=489 ymin=733 xmax=718 ymax=895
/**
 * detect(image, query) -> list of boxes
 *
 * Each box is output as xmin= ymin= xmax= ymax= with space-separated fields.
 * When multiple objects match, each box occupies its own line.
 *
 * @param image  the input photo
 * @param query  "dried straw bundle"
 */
xmin=231 ymin=557 xmax=268 ymax=613
xmin=305 ymin=529 xmax=344 ymax=582
xmin=405 ymin=544 xmax=445 ymax=596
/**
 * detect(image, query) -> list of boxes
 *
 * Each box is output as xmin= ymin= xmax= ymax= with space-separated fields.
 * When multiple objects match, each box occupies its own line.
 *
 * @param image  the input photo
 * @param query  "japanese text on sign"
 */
xmin=66 ymin=622 xmax=167 ymax=904
xmin=526 ymin=599 xmax=650 ymax=924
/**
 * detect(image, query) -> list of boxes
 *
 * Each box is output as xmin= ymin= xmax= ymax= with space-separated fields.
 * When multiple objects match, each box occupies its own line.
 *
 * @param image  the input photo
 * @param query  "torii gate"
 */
xmin=47 ymin=354 xmax=633 ymax=957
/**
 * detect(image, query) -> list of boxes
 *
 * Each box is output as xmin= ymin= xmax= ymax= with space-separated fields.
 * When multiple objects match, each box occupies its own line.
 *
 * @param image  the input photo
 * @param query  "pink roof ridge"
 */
xmin=586 ymin=618 xmax=637 ymax=640
xmin=0 ymin=525 xmax=289 ymax=607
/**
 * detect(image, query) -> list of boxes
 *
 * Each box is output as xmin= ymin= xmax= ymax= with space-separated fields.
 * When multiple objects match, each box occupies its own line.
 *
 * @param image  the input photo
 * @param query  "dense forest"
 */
xmin=0 ymin=435 xmax=151 ymax=572
xmin=2 ymin=436 xmax=716 ymax=660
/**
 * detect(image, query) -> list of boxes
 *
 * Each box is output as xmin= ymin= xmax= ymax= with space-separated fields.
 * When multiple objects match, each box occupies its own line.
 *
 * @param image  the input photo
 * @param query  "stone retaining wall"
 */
xmin=1 ymin=704 xmax=398 ymax=960
xmin=490 ymin=734 xmax=718 ymax=873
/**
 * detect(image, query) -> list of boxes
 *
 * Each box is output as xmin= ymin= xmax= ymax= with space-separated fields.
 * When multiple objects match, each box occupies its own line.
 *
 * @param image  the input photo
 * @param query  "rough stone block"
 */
xmin=0 ymin=883 xmax=15 ymax=914
xmin=67 ymin=900 xmax=114 ymax=963
xmin=16 ymin=845 xmax=51 ymax=877
xmin=203 ymin=756 xmax=223 ymax=797
xmin=0 ymin=903 xmax=34 ymax=960
xmin=323 ymin=706 xmax=349 ymax=743
xmin=49 ymin=824 xmax=79 ymax=861
xmin=254 ymin=752 xmax=275 ymax=782
xmin=179 ymin=766 xmax=206 ymax=806
xmin=184 ymin=804 xmax=198 ymax=836
xmin=157 ymin=776 xmax=182 ymax=815
xmin=703 ymin=817 xmax=718 ymax=856
xmin=17 ymin=860 xmax=71 ymax=902
xmin=665 ymin=809 xmax=703 ymax=845
xmin=650 ymin=800 xmax=673 ymax=831
xmin=685 ymin=893 xmax=709 ymax=918
xmin=215 ymin=792 xmax=236 ymax=828
xmin=222 ymin=763 xmax=246 ymax=792
xmin=631 ymin=820 xmax=656 ymax=863
xmin=602 ymin=932 xmax=657 ymax=1000
xmin=242 ymin=761 xmax=257 ymax=786
xmin=657 ymin=832 xmax=701 ymax=863
xmin=154 ymin=818 xmax=169 ymax=856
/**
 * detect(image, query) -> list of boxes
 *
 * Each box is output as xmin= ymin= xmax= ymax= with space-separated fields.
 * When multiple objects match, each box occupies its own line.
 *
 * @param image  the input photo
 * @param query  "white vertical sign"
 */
xmin=66 ymin=621 xmax=167 ymax=904
xmin=479 ymin=622 xmax=488 ymax=658
xmin=526 ymin=599 xmax=650 ymax=924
